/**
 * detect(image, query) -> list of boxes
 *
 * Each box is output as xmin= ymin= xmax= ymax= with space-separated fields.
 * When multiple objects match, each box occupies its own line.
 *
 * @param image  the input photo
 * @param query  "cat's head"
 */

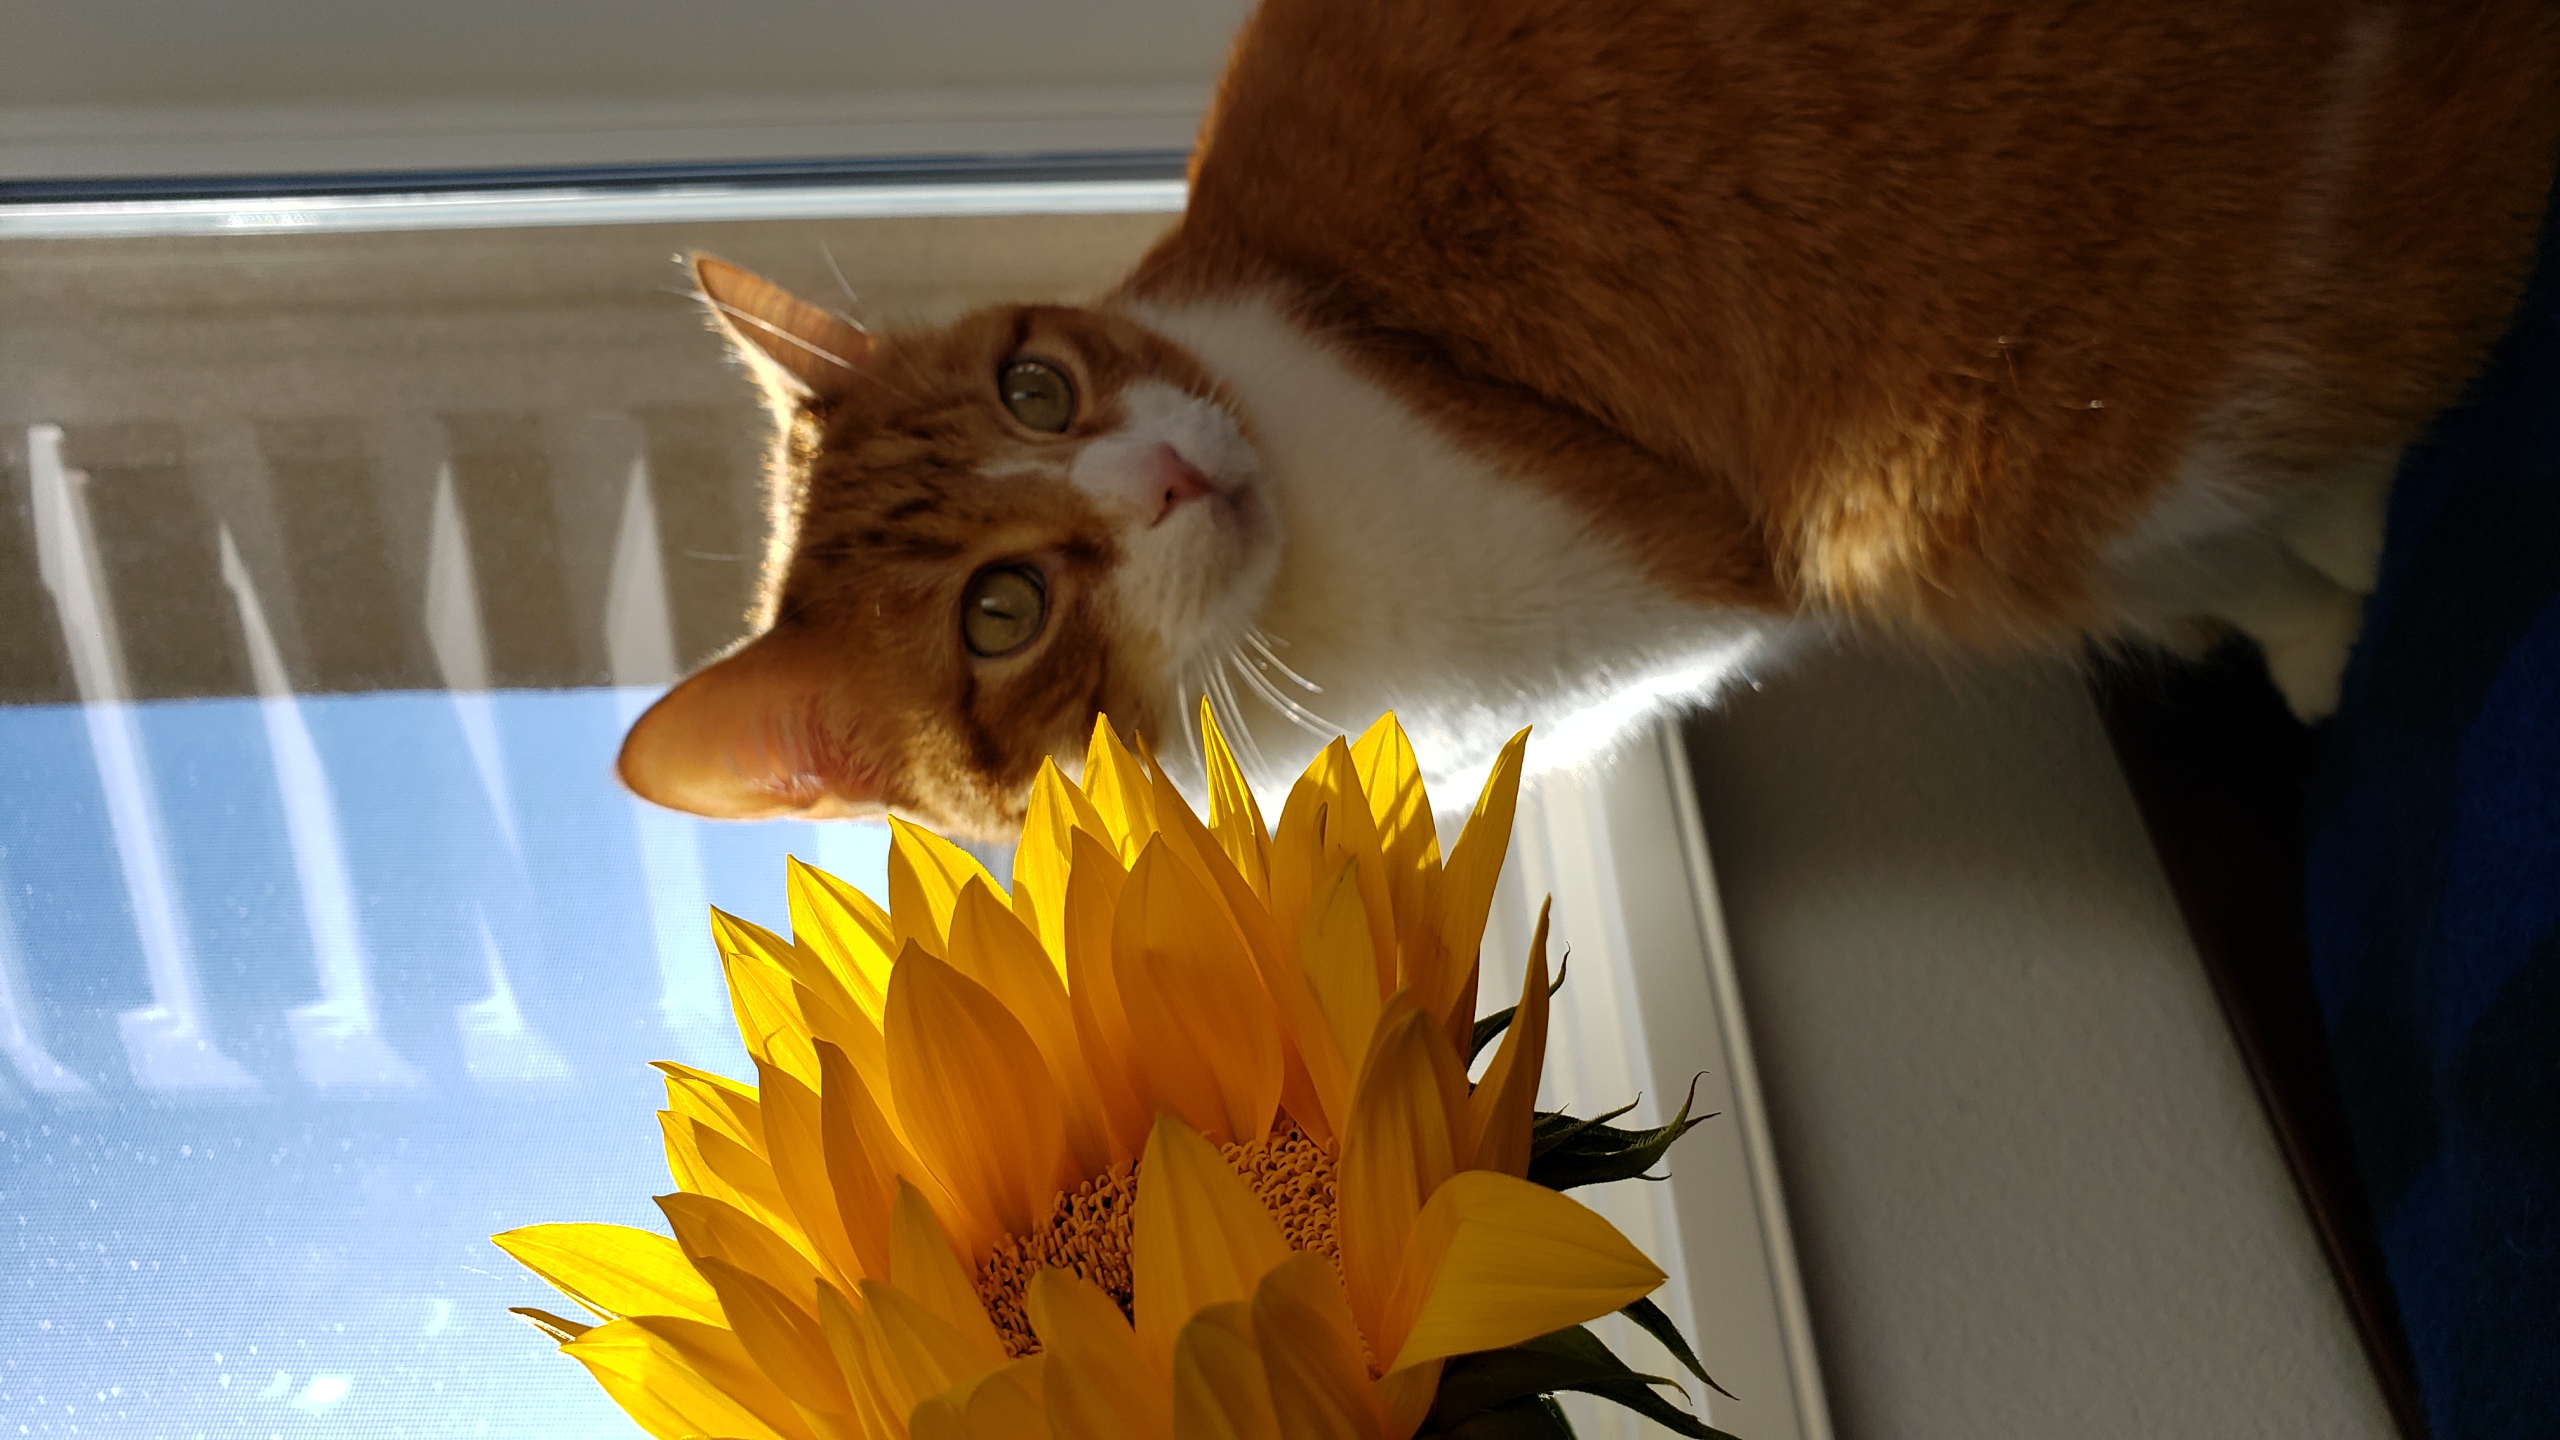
xmin=618 ymin=256 xmax=1277 ymax=838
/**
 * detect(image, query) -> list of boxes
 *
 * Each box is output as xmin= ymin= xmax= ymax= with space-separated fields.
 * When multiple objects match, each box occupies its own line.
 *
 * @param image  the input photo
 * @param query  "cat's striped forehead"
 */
xmin=630 ymin=263 xmax=1278 ymax=839
xmin=771 ymin=303 xmax=1222 ymax=600
xmin=724 ymin=299 xmax=1247 ymax=835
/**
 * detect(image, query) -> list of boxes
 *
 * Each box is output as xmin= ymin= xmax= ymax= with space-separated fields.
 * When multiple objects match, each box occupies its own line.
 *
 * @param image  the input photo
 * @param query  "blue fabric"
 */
xmin=2306 ymin=178 xmax=2560 ymax=1440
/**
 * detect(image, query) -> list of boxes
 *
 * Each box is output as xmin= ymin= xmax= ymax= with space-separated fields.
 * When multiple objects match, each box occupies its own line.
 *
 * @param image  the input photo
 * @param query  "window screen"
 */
xmin=0 ymin=199 xmax=1169 ymax=1437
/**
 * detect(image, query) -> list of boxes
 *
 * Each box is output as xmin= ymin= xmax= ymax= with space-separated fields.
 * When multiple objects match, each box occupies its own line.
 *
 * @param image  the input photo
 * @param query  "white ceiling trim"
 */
xmin=0 ymin=177 xmax=1189 ymax=240
xmin=0 ymin=83 xmax=1210 ymax=185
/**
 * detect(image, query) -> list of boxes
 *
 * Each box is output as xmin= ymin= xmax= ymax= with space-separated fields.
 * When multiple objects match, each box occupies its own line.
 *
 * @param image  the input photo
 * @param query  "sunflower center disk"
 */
xmin=973 ymin=1124 xmax=1342 ymax=1357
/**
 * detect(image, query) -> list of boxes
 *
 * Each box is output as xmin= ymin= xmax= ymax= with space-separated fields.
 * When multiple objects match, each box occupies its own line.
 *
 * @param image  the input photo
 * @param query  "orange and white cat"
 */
xmin=622 ymin=0 xmax=2560 ymax=839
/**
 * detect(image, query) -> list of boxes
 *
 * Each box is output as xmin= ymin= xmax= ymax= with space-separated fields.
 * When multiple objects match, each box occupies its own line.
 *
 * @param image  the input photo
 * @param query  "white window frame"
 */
xmin=1479 ymin=723 xmax=1833 ymax=1439
xmin=0 ymin=164 xmax=1831 ymax=1433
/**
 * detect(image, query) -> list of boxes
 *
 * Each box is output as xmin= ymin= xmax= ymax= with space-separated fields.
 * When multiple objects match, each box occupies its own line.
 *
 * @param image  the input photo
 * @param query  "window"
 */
xmin=2 ymin=180 xmax=1823 ymax=1439
xmin=0 ymin=183 xmax=1148 ymax=1438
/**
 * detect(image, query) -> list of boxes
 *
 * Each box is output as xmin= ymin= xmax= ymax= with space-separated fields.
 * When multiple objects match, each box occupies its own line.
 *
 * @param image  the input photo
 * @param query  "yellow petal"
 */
xmin=659 ymin=1191 xmax=825 ymax=1307
xmin=1280 ymin=741 xmax=1399 ymax=997
xmin=756 ymin=1057 xmax=864 ymax=1290
xmin=805 ymin=985 xmax=897 ymax=1139
xmin=789 ymin=854 xmax=897 ymax=1020
xmin=518 ymin=1300 xmax=606 ymax=1336
xmin=1198 ymin=698 xmax=1272 ymax=902
xmin=1273 ymin=1040 xmax=1342 ymax=1155
xmin=888 ymin=816 xmax=1000 ymax=955
xmin=1461 ymin=901 xmax=1551 ymax=1178
xmin=740 ymin=906 xmax=896 ymax=1105
xmin=1062 ymin=828 xmax=1151 ymax=1163
xmin=1381 ymin=1170 xmax=1666 ymax=1373
xmin=564 ymin=1315 xmax=814 ymax=1440
xmin=1435 ymin=729 xmax=1528 ymax=1011
xmin=1349 ymin=713 xmax=1444 ymax=968
xmin=745 ymin=878 xmax=881 ymax=1050
xmin=1083 ymin=717 xmax=1159 ymax=859
xmin=1144 ymin=749 xmax=1338 ymax=1150
xmin=666 ymin=1112 xmax=799 ymax=1246
xmin=1265 ymin=771 xmax=1324 ymax=964
xmin=843 ymin=1277 xmax=1007 ymax=1427
xmin=1298 ymin=859 xmax=1384 ymax=1126
xmin=816 ymin=1280 xmax=907 ymax=1440
xmin=1248 ymin=1254 xmax=1385 ymax=1440
xmin=1137 ymin=745 xmax=1246 ymax=930
xmin=889 ymin=1180 xmax=1010 ymax=1364
xmin=1438 ymin=965 xmax=1481 ymax=1063
xmin=721 ymin=907 xmax=897 ymax=1095
xmin=1373 ymin=1361 xmax=1441 ymax=1440
xmin=814 ymin=1030 xmax=906 ymax=1276
xmin=816 ymin=1035 xmax=975 ymax=1282
xmin=913 ymin=1352 xmax=1051 ymax=1440
xmin=824 ymin=1276 xmax=936 ymax=1424
xmin=1131 ymin=728 xmax=1192 ymax=831
xmin=957 ymin=1355 xmax=1050 ymax=1440
xmin=1334 ymin=1005 xmax=1467 ymax=1349
xmin=864 ymin=1273 xmax=1008 ymax=1406
xmin=911 ymin=1392 xmax=970 ymax=1440
xmin=658 ymin=1109 xmax=715 ymax=1198
xmin=948 ymin=876 xmax=1110 ymax=1179
xmin=1113 ymin=839 xmax=1283 ymax=1146
xmin=1130 ymin=1116 xmax=1293 ymax=1368
xmin=1029 ymin=1268 xmax=1172 ymax=1440
xmin=657 ymin=1060 xmax=767 ymax=1156
xmin=1012 ymin=759 xmax=1114 ymax=968
xmin=789 ymin=951 xmax=881 ymax=1059
xmin=1172 ymin=1301 xmax=1280 ymax=1440
xmin=509 ymin=1302 xmax=593 ymax=1339
xmin=886 ymin=942 xmax=1070 ymax=1240
xmin=493 ymin=1223 xmax=724 ymax=1326
xmin=695 ymin=1255 xmax=859 ymax=1419
xmin=715 ymin=910 xmax=822 ymax=1086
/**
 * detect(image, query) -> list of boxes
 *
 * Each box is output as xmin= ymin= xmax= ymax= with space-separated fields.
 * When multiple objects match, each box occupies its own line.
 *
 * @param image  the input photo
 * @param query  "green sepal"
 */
xmin=1528 ymin=1100 xmax=1639 ymax=1161
xmin=1420 ymin=1326 xmax=1739 ymax=1439
xmin=1526 ymin=1077 xmax=1713 ymax=1191
xmin=1433 ymin=1395 xmax=1579 ymax=1438
xmin=1468 ymin=950 xmax=1572 ymax=1063
xmin=1623 ymin=1295 xmax=1737 ymax=1401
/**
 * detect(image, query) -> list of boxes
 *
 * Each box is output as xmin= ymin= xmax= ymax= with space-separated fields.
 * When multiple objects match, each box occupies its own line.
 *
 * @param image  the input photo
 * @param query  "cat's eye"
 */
xmin=961 ymin=564 xmax=1047 ymax=657
xmin=999 ymin=359 xmax=1076 ymax=433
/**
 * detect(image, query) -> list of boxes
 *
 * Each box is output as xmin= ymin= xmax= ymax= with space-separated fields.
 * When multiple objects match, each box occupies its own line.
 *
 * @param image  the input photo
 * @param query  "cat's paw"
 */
xmin=2245 ymin=579 xmax=2368 ymax=721
xmin=2251 ymin=463 xmax=2394 ymax=719
xmin=2280 ymin=458 xmax=2393 ymax=596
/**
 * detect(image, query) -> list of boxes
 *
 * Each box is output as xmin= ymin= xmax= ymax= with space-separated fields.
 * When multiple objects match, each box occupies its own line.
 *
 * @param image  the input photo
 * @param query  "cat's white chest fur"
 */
xmin=1118 ymin=293 xmax=1772 ymax=788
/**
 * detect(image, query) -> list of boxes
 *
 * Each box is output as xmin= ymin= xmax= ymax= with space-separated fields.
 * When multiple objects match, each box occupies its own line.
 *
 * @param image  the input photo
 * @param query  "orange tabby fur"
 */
xmin=621 ymin=0 xmax=2560 ymax=838
xmin=628 ymin=278 xmax=1238 ymax=828
xmin=1138 ymin=0 xmax=2557 ymax=635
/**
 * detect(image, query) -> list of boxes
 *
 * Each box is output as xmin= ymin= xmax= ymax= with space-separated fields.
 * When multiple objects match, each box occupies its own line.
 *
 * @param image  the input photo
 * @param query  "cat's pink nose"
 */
xmin=1152 ymin=444 xmax=1213 ymax=525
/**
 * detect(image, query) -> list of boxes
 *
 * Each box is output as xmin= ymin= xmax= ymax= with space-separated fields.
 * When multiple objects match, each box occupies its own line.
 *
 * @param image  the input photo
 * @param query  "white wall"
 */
xmin=1 ymin=0 xmax=1250 ymax=182
xmin=1681 ymin=641 xmax=2390 ymax=1438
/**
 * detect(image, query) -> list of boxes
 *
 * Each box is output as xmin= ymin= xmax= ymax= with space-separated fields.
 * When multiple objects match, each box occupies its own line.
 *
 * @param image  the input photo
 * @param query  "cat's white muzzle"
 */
xmin=1076 ymin=380 xmax=1279 ymax=708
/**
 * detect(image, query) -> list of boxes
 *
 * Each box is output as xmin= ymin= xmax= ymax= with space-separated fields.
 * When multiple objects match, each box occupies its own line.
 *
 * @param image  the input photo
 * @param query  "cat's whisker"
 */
xmin=1244 ymin=627 xmax=1324 ymax=694
xmin=817 ymin=241 xmax=864 ymax=315
xmin=1206 ymin=651 xmax=1269 ymax=776
xmin=1234 ymin=628 xmax=1333 ymax=734
xmin=705 ymin=298 xmax=860 ymax=372
xmin=1232 ymin=646 xmax=1335 ymax=738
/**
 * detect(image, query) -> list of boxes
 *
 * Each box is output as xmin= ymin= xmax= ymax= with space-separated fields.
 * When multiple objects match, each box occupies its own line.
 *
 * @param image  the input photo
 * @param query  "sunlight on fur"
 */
xmin=616 ymin=0 xmax=2559 ymax=839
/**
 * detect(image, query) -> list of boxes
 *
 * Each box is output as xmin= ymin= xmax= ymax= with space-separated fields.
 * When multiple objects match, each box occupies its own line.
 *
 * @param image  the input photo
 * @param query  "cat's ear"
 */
xmin=690 ymin=253 xmax=875 ymax=406
xmin=617 ymin=628 xmax=884 ymax=820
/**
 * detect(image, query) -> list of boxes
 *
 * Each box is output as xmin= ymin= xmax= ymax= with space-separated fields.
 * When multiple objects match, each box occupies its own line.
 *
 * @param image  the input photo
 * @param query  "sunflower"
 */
xmin=498 ymin=709 xmax=1728 ymax=1439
